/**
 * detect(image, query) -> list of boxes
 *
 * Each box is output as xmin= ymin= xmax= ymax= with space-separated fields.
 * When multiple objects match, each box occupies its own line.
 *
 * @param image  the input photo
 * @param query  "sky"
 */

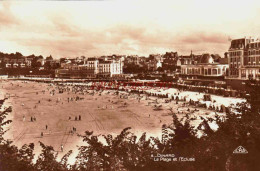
xmin=1 ymin=0 xmax=260 ymax=59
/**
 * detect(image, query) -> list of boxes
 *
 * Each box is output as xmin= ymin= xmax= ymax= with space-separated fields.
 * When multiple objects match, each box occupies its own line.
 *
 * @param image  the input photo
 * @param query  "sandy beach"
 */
xmin=0 ymin=79 xmax=245 ymax=163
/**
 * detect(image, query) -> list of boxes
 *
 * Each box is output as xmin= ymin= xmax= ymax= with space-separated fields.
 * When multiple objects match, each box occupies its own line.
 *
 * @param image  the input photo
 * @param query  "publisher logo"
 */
xmin=233 ymin=146 xmax=248 ymax=154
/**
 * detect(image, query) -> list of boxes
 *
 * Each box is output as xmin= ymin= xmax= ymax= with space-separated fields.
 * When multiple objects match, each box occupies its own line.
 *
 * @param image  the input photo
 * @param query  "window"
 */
xmin=241 ymin=70 xmax=246 ymax=78
xmin=208 ymin=68 xmax=211 ymax=75
xmin=212 ymin=69 xmax=217 ymax=75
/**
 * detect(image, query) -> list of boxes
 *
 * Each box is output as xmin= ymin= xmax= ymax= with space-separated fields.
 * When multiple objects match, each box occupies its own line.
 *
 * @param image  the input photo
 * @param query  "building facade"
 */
xmin=180 ymin=53 xmax=229 ymax=80
xmin=55 ymin=63 xmax=94 ymax=79
xmin=0 ymin=58 xmax=26 ymax=68
xmin=228 ymin=37 xmax=260 ymax=81
xmin=98 ymin=59 xmax=123 ymax=77
xmin=55 ymin=57 xmax=123 ymax=79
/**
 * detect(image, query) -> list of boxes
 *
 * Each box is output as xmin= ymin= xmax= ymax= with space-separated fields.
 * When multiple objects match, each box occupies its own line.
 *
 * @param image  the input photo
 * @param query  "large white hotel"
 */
xmin=55 ymin=56 xmax=123 ymax=79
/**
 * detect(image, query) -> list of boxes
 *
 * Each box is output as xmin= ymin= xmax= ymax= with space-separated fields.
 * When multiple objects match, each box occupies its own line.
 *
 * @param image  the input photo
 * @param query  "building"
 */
xmin=228 ymin=38 xmax=248 ymax=77
xmin=85 ymin=57 xmax=99 ymax=75
xmin=180 ymin=56 xmax=193 ymax=65
xmin=55 ymin=63 xmax=93 ymax=79
xmin=163 ymin=52 xmax=178 ymax=59
xmin=124 ymin=55 xmax=139 ymax=65
xmin=55 ymin=56 xmax=123 ymax=79
xmin=147 ymin=54 xmax=163 ymax=71
xmin=227 ymin=37 xmax=260 ymax=89
xmin=180 ymin=53 xmax=229 ymax=85
xmin=2 ymin=58 xmax=26 ymax=68
xmin=98 ymin=59 xmax=123 ymax=77
xmin=24 ymin=56 xmax=34 ymax=68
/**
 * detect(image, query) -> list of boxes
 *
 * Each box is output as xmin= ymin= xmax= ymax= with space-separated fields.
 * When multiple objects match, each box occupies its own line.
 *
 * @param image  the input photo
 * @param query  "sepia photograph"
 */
xmin=0 ymin=0 xmax=260 ymax=170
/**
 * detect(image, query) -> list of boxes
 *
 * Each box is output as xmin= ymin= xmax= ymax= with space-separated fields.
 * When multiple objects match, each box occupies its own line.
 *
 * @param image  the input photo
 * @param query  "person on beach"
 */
xmin=79 ymin=115 xmax=81 ymax=121
xmin=61 ymin=144 xmax=64 ymax=152
xmin=31 ymin=117 xmax=33 ymax=122
xmin=46 ymin=125 xmax=48 ymax=130
xmin=41 ymin=132 xmax=43 ymax=137
xmin=75 ymin=116 xmax=77 ymax=121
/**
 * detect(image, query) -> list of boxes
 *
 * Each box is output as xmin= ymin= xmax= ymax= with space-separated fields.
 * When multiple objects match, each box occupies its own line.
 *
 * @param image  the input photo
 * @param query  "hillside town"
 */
xmin=1 ymin=37 xmax=260 ymax=92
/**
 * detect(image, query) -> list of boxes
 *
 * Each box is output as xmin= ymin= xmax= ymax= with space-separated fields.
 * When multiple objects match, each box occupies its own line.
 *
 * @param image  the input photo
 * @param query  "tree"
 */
xmin=0 ymin=106 xmax=35 ymax=171
xmin=44 ymin=61 xmax=51 ymax=70
xmin=32 ymin=58 xmax=42 ymax=69
xmin=157 ymin=67 xmax=163 ymax=72
xmin=14 ymin=52 xmax=23 ymax=58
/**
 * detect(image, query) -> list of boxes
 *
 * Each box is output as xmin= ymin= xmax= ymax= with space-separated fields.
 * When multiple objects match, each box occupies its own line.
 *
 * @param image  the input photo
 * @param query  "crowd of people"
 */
xmin=0 ymin=80 xmax=244 ymax=154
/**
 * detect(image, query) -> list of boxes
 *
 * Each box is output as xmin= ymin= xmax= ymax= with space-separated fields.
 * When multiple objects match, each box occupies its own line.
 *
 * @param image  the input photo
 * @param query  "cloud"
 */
xmin=17 ymin=37 xmax=96 ymax=58
xmin=1 ymin=18 xmax=230 ymax=58
xmin=179 ymin=32 xmax=228 ymax=44
xmin=47 ymin=14 xmax=82 ymax=37
xmin=0 ymin=2 xmax=20 ymax=27
xmin=1 ymin=0 xmax=259 ymax=58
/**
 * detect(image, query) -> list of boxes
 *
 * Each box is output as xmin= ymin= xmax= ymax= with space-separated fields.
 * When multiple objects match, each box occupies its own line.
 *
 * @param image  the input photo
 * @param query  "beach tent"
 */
xmin=204 ymin=94 xmax=212 ymax=101
xmin=220 ymin=105 xmax=226 ymax=112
